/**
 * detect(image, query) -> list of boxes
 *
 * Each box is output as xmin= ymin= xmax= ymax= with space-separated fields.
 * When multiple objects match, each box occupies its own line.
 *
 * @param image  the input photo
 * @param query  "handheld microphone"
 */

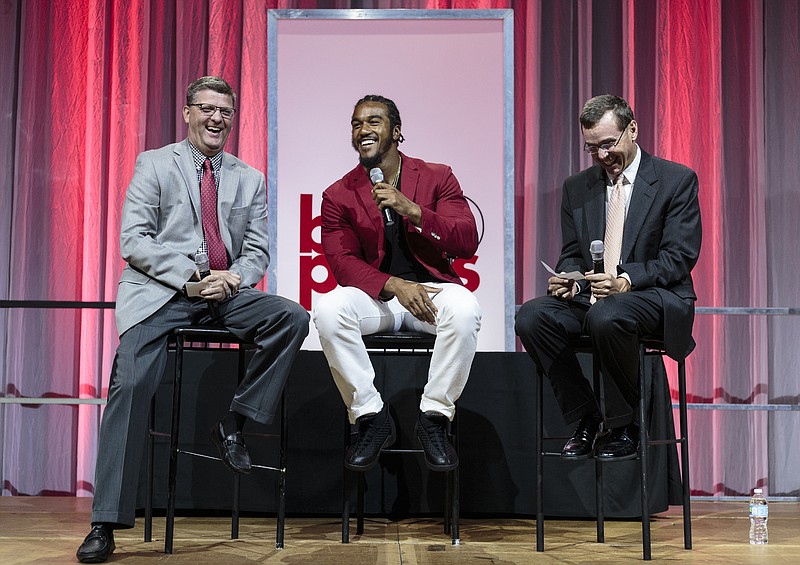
xmin=589 ymin=240 xmax=604 ymax=274
xmin=194 ymin=252 xmax=219 ymax=318
xmin=195 ymin=252 xmax=211 ymax=279
xmin=370 ymin=167 xmax=394 ymax=226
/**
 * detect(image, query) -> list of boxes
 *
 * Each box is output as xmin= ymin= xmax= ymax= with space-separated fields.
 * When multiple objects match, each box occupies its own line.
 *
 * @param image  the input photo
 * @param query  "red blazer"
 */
xmin=321 ymin=153 xmax=478 ymax=299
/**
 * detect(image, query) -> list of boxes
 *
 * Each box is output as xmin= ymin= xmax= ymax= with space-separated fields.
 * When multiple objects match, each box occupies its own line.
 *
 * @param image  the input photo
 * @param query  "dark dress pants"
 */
xmin=515 ymin=289 xmax=664 ymax=429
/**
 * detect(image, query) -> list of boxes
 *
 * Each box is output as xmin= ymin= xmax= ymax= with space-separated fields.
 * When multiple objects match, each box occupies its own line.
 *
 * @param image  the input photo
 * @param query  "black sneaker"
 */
xmin=345 ymin=405 xmax=396 ymax=471
xmin=76 ymin=523 xmax=115 ymax=563
xmin=415 ymin=411 xmax=458 ymax=471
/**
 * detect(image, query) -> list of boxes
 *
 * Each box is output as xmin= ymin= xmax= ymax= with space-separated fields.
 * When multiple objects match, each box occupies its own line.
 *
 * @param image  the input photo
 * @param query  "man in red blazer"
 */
xmin=515 ymin=95 xmax=701 ymax=461
xmin=313 ymin=95 xmax=481 ymax=472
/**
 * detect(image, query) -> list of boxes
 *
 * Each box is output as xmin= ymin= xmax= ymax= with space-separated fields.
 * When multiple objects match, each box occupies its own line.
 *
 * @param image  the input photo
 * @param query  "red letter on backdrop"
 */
xmin=453 ymin=256 xmax=480 ymax=292
xmin=299 ymin=194 xmax=336 ymax=309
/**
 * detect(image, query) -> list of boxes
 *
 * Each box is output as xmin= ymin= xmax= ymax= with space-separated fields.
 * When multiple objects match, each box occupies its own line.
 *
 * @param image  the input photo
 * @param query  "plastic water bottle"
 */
xmin=749 ymin=488 xmax=768 ymax=544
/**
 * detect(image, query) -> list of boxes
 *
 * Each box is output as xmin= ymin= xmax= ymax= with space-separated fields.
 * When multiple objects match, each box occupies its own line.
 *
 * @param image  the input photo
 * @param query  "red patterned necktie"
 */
xmin=200 ymin=158 xmax=228 ymax=270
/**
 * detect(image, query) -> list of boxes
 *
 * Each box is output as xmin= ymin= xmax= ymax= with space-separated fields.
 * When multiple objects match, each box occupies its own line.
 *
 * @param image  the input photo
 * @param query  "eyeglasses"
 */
xmin=583 ymin=122 xmax=629 ymax=155
xmin=188 ymin=103 xmax=236 ymax=119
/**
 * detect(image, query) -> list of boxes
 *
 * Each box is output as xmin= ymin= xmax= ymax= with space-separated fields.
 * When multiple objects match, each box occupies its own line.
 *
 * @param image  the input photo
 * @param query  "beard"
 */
xmin=358 ymin=153 xmax=382 ymax=169
xmin=354 ymin=136 xmax=393 ymax=169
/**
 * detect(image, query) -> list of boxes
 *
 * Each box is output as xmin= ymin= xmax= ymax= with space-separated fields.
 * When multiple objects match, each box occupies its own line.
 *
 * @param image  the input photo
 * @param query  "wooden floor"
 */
xmin=1 ymin=497 xmax=798 ymax=564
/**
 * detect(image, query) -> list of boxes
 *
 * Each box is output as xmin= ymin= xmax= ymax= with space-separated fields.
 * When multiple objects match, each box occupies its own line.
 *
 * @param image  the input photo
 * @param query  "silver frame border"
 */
xmin=268 ymin=8 xmax=515 ymax=350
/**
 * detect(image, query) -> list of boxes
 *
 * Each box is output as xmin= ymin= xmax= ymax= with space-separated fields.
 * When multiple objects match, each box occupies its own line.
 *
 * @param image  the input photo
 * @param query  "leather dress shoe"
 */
xmin=210 ymin=421 xmax=251 ymax=474
xmin=345 ymin=405 xmax=396 ymax=471
xmin=76 ymin=523 xmax=115 ymax=563
xmin=415 ymin=411 xmax=458 ymax=471
xmin=596 ymin=423 xmax=639 ymax=461
xmin=561 ymin=412 xmax=603 ymax=460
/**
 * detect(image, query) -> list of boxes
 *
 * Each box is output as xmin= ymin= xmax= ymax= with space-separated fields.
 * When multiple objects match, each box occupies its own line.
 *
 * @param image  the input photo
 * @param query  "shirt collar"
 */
xmin=188 ymin=141 xmax=224 ymax=172
xmin=608 ymin=143 xmax=641 ymax=186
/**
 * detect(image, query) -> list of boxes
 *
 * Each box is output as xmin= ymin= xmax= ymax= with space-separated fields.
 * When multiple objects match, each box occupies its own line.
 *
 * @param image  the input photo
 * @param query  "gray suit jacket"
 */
xmin=115 ymin=139 xmax=269 ymax=336
xmin=556 ymin=150 xmax=702 ymax=360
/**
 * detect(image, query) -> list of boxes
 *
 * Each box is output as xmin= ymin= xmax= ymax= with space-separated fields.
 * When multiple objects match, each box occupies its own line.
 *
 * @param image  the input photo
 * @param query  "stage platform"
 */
xmin=1 ymin=497 xmax=798 ymax=564
xmin=140 ymin=350 xmax=680 ymax=519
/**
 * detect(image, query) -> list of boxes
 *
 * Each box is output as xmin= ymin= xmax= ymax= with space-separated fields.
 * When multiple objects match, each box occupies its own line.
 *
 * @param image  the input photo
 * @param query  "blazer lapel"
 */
xmin=218 ymin=153 xmax=240 ymax=253
xmin=400 ymin=154 xmax=421 ymax=230
xmin=622 ymin=152 xmax=658 ymax=262
xmin=352 ymin=167 xmax=384 ymax=234
xmin=585 ymin=168 xmax=607 ymax=244
xmin=174 ymin=140 xmax=202 ymax=230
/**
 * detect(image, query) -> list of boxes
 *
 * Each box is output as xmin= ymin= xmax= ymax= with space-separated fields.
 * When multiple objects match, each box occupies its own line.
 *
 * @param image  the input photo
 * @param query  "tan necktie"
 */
xmin=604 ymin=174 xmax=626 ymax=276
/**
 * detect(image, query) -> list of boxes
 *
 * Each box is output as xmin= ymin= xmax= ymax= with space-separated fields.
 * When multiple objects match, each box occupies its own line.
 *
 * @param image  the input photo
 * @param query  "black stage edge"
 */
xmin=137 ymin=350 xmax=680 ymax=518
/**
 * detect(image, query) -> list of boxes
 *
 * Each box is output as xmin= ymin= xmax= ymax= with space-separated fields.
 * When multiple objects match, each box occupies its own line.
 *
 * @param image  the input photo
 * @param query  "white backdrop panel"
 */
xmin=269 ymin=11 xmax=513 ymax=351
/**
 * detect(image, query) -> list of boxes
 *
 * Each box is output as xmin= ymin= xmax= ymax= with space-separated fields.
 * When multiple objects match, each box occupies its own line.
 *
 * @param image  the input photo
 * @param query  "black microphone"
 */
xmin=194 ymin=252 xmax=219 ymax=318
xmin=590 ymin=240 xmax=604 ymax=274
xmin=370 ymin=167 xmax=394 ymax=226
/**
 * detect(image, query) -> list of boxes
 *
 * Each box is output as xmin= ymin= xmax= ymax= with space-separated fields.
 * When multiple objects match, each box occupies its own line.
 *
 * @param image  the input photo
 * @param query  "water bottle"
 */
xmin=749 ymin=488 xmax=768 ymax=544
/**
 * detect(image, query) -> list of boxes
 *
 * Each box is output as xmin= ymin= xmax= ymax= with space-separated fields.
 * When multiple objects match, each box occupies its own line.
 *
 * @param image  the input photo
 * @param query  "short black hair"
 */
xmin=579 ymin=94 xmax=634 ymax=130
xmin=186 ymin=76 xmax=237 ymax=108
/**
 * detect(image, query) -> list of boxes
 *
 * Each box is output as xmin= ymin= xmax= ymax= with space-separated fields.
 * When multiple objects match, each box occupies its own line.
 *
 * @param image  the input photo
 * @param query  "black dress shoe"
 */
xmin=415 ymin=411 xmax=458 ymax=471
xmin=561 ymin=412 xmax=603 ymax=460
xmin=596 ymin=423 xmax=639 ymax=461
xmin=76 ymin=524 xmax=115 ymax=563
xmin=210 ymin=421 xmax=252 ymax=474
xmin=345 ymin=405 xmax=396 ymax=471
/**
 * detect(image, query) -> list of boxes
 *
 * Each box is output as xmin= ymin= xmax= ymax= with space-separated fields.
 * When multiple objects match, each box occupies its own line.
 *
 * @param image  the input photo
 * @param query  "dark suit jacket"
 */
xmin=556 ymin=150 xmax=701 ymax=360
xmin=321 ymin=153 xmax=477 ymax=299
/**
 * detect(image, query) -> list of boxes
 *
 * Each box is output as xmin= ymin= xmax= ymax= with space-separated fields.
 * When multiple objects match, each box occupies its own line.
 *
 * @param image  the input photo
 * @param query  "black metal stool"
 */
xmin=341 ymin=331 xmax=460 ymax=545
xmin=144 ymin=325 xmax=287 ymax=553
xmin=535 ymin=335 xmax=692 ymax=560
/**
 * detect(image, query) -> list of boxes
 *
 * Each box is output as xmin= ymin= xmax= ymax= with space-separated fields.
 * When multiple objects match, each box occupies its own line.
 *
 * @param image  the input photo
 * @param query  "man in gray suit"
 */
xmin=76 ymin=76 xmax=309 ymax=563
xmin=515 ymin=95 xmax=701 ymax=462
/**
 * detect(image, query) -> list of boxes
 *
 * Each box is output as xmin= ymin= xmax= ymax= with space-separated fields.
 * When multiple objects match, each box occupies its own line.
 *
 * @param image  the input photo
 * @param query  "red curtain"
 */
xmin=2 ymin=0 xmax=798 ymax=501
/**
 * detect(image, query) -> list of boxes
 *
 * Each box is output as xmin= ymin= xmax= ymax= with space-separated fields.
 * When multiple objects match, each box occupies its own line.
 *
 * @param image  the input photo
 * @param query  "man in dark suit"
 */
xmin=313 ymin=94 xmax=481 ymax=473
xmin=515 ymin=94 xmax=701 ymax=461
xmin=76 ymin=76 xmax=309 ymax=563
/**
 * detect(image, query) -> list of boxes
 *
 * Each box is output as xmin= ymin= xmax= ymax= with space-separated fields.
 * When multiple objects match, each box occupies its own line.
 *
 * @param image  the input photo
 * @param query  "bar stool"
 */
xmin=341 ymin=331 xmax=460 ymax=545
xmin=144 ymin=325 xmax=287 ymax=553
xmin=535 ymin=335 xmax=692 ymax=560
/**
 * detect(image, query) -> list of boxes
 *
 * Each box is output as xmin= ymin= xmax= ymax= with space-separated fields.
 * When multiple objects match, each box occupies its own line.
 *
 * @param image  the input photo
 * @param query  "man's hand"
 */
xmin=585 ymin=271 xmax=630 ymax=300
xmin=383 ymin=277 xmax=441 ymax=324
xmin=372 ymin=182 xmax=422 ymax=226
xmin=199 ymin=270 xmax=241 ymax=302
xmin=547 ymin=275 xmax=577 ymax=300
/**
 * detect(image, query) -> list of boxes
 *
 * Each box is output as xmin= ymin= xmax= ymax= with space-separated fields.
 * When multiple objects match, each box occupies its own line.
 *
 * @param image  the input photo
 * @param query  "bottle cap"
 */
xmin=754 ymin=488 xmax=763 ymax=494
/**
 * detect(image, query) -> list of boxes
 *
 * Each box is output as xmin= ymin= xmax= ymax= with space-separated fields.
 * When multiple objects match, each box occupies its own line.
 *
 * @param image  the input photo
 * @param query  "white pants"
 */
xmin=313 ymin=284 xmax=481 ymax=424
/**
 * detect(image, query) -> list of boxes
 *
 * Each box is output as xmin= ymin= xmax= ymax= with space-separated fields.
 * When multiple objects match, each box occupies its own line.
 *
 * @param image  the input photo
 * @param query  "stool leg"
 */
xmin=342 ymin=414 xmax=351 ymax=544
xmin=232 ymin=474 xmax=241 ymax=539
xmin=230 ymin=345 xmax=247 ymax=541
xmin=444 ymin=416 xmax=452 ymax=536
xmin=276 ymin=389 xmax=287 ymax=549
xmin=592 ymin=354 xmax=605 ymax=543
xmin=451 ymin=466 xmax=461 ymax=545
xmin=444 ymin=470 xmax=452 ymax=535
xmin=535 ymin=369 xmax=544 ymax=551
xmin=145 ymin=397 xmax=155 ymax=543
xmin=678 ymin=360 xmax=692 ymax=549
xmin=165 ymin=335 xmax=185 ymax=554
xmin=639 ymin=345 xmax=651 ymax=560
xmin=356 ymin=472 xmax=365 ymax=535
xmin=453 ymin=415 xmax=460 ymax=545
